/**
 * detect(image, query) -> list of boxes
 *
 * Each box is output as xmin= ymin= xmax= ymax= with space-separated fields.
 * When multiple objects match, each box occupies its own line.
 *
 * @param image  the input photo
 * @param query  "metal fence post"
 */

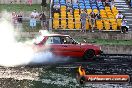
xmin=49 ymin=0 xmax=53 ymax=31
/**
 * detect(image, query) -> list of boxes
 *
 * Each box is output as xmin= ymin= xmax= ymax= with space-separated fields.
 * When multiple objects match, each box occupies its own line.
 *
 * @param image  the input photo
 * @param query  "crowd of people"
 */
xmin=11 ymin=9 xmax=47 ymax=31
xmin=10 ymin=0 xmax=129 ymax=33
xmin=64 ymin=0 xmax=128 ymax=33
xmin=80 ymin=9 xmax=128 ymax=33
xmin=80 ymin=9 xmax=101 ymax=32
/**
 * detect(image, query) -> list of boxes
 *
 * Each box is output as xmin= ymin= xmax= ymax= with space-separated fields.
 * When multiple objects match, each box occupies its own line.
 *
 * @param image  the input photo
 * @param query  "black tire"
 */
xmin=83 ymin=49 xmax=95 ymax=60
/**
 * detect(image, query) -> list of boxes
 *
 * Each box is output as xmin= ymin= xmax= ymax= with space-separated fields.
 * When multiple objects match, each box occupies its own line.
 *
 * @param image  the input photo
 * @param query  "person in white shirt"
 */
xmin=121 ymin=16 xmax=128 ymax=33
xmin=116 ymin=11 xmax=123 ymax=19
xmin=30 ymin=9 xmax=39 ymax=29
xmin=31 ymin=9 xmax=39 ymax=18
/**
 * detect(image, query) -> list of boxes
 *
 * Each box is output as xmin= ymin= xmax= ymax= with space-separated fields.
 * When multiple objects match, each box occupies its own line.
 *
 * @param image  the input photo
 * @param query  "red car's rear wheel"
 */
xmin=83 ymin=50 xmax=95 ymax=60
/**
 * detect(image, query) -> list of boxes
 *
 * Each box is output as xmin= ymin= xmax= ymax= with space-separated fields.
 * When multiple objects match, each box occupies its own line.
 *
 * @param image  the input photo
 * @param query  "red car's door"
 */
xmin=43 ymin=36 xmax=66 ymax=56
xmin=61 ymin=44 xmax=83 ymax=57
xmin=60 ymin=36 xmax=84 ymax=57
xmin=49 ymin=44 xmax=66 ymax=56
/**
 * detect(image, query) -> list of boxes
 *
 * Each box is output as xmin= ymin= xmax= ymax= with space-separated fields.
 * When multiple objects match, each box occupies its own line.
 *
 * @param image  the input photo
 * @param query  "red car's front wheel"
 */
xmin=83 ymin=50 xmax=95 ymax=60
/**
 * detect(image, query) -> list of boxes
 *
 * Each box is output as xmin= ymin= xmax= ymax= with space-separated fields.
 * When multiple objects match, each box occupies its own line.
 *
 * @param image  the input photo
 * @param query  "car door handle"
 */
xmin=63 ymin=45 xmax=67 ymax=47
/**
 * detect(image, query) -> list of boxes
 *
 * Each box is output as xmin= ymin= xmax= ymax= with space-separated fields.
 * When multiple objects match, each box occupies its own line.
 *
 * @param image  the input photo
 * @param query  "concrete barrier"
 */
xmin=101 ymin=45 xmax=132 ymax=54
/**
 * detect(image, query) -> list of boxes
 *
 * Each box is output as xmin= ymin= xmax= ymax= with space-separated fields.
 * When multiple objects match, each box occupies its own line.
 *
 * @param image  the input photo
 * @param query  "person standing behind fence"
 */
xmin=30 ymin=15 xmax=36 ymax=29
xmin=121 ymin=16 xmax=128 ymax=33
xmin=12 ymin=12 xmax=18 ymax=29
xmin=17 ymin=12 xmax=23 ymax=31
xmin=31 ymin=9 xmax=39 ymax=18
xmin=30 ymin=9 xmax=39 ymax=29
xmin=39 ymin=11 xmax=46 ymax=30
xmin=90 ymin=12 xmax=96 ymax=32
xmin=80 ymin=10 xmax=87 ymax=32
xmin=116 ymin=11 xmax=123 ymax=19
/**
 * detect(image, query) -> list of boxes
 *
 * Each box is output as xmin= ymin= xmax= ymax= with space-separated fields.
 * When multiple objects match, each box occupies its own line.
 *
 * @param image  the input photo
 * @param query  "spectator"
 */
xmin=89 ymin=12 xmax=96 ymax=32
xmin=17 ymin=12 xmax=23 ymax=31
xmin=116 ymin=11 xmax=123 ymax=19
xmin=53 ymin=3 xmax=60 ymax=13
xmin=31 ymin=9 xmax=39 ymax=18
xmin=30 ymin=9 xmax=39 ymax=29
xmin=67 ymin=1 xmax=73 ymax=15
xmin=105 ymin=0 xmax=110 ymax=6
xmin=121 ymin=16 xmax=129 ymax=33
xmin=53 ymin=2 xmax=60 ymax=9
xmin=69 ymin=8 xmax=73 ymax=15
xmin=80 ymin=10 xmax=87 ymax=32
xmin=17 ymin=12 xmax=23 ymax=23
xmin=27 ymin=0 xmax=32 ymax=6
xmin=12 ymin=12 xmax=18 ymax=28
xmin=102 ymin=0 xmax=106 ymax=6
xmin=30 ymin=15 xmax=36 ymax=29
xmin=95 ymin=13 xmax=101 ymax=21
xmin=110 ymin=0 xmax=115 ymax=8
xmin=67 ymin=1 xmax=72 ymax=8
xmin=39 ymin=11 xmax=46 ymax=30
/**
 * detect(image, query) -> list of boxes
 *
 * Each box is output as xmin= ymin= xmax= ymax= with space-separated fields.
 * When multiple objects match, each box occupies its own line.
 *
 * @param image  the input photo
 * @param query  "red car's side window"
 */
xmin=61 ymin=36 xmax=75 ymax=44
xmin=45 ymin=36 xmax=61 ymax=44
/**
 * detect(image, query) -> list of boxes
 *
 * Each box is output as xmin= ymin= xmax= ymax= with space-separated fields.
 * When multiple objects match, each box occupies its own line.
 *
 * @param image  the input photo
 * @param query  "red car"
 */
xmin=33 ymin=33 xmax=102 ymax=60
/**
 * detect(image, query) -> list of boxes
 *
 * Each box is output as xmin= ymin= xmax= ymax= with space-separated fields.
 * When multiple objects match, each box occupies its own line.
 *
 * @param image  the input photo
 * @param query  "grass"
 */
xmin=22 ymin=21 xmax=41 ymax=32
xmin=75 ymin=38 xmax=132 ymax=45
xmin=0 ymin=4 xmax=41 ymax=12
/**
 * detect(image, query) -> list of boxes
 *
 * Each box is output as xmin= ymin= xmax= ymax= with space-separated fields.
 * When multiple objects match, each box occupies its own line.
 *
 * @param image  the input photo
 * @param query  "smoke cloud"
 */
xmin=0 ymin=11 xmax=69 ymax=67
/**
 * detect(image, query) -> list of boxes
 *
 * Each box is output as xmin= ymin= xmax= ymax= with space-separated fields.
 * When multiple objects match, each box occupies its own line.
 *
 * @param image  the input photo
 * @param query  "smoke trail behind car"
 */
xmin=0 ymin=11 xmax=69 ymax=67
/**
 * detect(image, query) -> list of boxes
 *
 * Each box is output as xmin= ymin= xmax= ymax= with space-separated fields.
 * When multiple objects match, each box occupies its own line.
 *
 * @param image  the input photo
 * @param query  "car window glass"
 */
xmin=45 ymin=36 xmax=61 ymax=44
xmin=62 ymin=36 xmax=73 ymax=44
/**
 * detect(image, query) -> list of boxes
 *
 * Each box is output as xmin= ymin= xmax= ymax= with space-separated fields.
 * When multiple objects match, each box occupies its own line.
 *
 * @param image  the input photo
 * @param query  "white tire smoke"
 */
xmin=0 ymin=11 xmax=69 ymax=67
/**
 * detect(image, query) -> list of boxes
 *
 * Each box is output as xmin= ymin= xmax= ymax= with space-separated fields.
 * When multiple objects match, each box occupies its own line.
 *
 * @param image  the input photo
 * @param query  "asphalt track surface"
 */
xmin=0 ymin=54 xmax=132 ymax=88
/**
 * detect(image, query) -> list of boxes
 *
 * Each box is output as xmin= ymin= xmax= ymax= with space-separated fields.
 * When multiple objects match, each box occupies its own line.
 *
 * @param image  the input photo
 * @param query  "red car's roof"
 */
xmin=42 ymin=34 xmax=69 ymax=37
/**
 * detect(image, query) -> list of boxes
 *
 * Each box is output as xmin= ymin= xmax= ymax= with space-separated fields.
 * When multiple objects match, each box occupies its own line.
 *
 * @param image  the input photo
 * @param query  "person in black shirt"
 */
xmin=17 ymin=12 xmax=23 ymax=23
xmin=39 ymin=11 xmax=46 ymax=30
xmin=17 ymin=12 xmax=23 ymax=31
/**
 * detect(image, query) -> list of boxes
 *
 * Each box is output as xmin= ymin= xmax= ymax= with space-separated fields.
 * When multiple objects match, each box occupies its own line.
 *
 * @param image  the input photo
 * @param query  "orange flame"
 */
xmin=78 ymin=66 xmax=86 ymax=76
